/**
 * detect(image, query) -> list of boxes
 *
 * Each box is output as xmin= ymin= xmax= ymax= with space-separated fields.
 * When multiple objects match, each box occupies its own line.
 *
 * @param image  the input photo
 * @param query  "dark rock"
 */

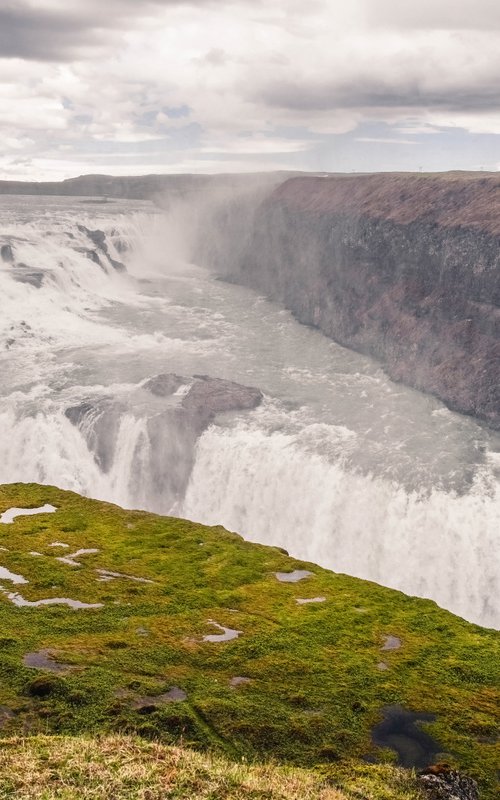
xmin=77 ymin=224 xmax=126 ymax=272
xmin=12 ymin=269 xmax=44 ymax=288
xmin=185 ymin=374 xmax=263 ymax=418
xmin=419 ymin=766 xmax=479 ymax=800
xmin=1 ymin=244 xmax=14 ymax=263
xmin=65 ymin=375 xmax=261 ymax=512
xmin=144 ymin=373 xmax=186 ymax=397
xmin=86 ymin=249 xmax=102 ymax=266
xmin=65 ymin=400 xmax=123 ymax=473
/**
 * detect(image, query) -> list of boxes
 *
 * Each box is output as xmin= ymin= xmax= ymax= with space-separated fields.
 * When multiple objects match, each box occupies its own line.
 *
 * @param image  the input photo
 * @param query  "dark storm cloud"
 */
xmin=258 ymin=78 xmax=500 ymax=115
xmin=0 ymin=0 xmax=214 ymax=61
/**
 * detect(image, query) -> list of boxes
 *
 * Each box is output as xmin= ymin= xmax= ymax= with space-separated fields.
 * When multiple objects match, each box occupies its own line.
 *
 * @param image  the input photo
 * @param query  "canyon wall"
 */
xmin=202 ymin=174 xmax=500 ymax=429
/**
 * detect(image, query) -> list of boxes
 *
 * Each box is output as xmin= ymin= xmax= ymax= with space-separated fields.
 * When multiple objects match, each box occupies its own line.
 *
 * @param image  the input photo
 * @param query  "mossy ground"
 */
xmin=0 ymin=484 xmax=498 ymax=798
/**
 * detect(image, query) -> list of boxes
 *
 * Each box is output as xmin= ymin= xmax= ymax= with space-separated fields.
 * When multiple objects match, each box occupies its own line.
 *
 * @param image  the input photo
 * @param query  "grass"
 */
xmin=0 ymin=483 xmax=498 ymax=798
xmin=0 ymin=734 xmax=425 ymax=800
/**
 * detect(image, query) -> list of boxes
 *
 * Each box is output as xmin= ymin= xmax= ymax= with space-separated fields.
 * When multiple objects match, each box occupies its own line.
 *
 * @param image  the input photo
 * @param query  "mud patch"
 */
xmin=133 ymin=687 xmax=187 ymax=711
xmin=230 ymin=676 xmax=252 ymax=687
xmin=296 ymin=596 xmax=326 ymax=604
xmin=23 ymin=649 xmax=72 ymax=673
xmin=381 ymin=635 xmax=402 ymax=651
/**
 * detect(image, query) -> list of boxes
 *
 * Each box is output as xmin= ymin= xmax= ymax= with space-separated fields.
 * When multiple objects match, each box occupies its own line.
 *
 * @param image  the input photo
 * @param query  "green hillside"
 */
xmin=0 ymin=484 xmax=498 ymax=797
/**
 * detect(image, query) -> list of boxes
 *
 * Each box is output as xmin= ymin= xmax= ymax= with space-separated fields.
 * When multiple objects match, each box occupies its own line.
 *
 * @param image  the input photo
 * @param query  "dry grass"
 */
xmin=0 ymin=735 xmax=350 ymax=800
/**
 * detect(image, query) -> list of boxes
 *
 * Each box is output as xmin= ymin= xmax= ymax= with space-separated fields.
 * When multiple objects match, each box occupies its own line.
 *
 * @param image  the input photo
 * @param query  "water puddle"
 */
xmin=1 ymin=588 xmax=102 ymax=609
xmin=56 ymin=548 xmax=99 ymax=567
xmin=23 ymin=649 xmax=72 ymax=673
xmin=95 ymin=568 xmax=153 ymax=584
xmin=377 ymin=662 xmax=389 ymax=671
xmin=372 ymin=705 xmax=440 ymax=768
xmin=381 ymin=635 xmax=402 ymax=651
xmin=49 ymin=542 xmax=70 ymax=548
xmin=296 ymin=596 xmax=326 ymax=604
xmin=29 ymin=552 xmax=43 ymax=557
xmin=275 ymin=570 xmax=313 ymax=583
xmin=203 ymin=620 xmax=242 ymax=642
xmin=0 ymin=505 xmax=57 ymax=524
xmin=0 ymin=567 xmax=28 ymax=585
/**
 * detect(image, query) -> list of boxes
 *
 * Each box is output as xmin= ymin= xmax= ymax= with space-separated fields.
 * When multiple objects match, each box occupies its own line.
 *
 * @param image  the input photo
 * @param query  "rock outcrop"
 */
xmin=202 ymin=174 xmax=500 ymax=429
xmin=419 ymin=766 xmax=479 ymax=800
xmin=65 ymin=374 xmax=262 ymax=510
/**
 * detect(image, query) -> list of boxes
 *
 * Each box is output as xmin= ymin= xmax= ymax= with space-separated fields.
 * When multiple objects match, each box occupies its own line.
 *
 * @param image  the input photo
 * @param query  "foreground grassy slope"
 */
xmin=0 ymin=734 xmax=424 ymax=800
xmin=0 ymin=484 xmax=498 ymax=797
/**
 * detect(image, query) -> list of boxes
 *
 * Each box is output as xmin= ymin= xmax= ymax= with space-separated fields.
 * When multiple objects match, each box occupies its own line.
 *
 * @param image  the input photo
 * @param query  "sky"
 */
xmin=2 ymin=0 xmax=500 ymax=180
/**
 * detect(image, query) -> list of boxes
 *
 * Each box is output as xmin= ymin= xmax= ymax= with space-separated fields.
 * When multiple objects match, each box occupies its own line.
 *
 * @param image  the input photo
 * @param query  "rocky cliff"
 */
xmin=201 ymin=173 xmax=500 ymax=429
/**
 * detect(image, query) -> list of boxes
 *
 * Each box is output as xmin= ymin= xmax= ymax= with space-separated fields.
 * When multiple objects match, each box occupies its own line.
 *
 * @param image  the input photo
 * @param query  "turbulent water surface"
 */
xmin=1 ymin=195 xmax=499 ymax=628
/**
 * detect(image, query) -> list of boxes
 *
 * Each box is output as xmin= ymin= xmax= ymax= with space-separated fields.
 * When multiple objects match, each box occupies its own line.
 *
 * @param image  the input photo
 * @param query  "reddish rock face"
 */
xmin=203 ymin=174 xmax=500 ymax=429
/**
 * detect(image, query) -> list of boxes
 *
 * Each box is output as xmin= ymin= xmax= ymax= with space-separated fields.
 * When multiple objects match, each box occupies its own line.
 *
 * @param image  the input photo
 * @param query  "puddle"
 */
xmin=296 ymin=596 xmax=326 ymax=604
xmin=381 ymin=636 xmax=402 ymax=651
xmin=1 ymin=588 xmax=102 ymax=609
xmin=275 ymin=570 xmax=312 ymax=583
xmin=29 ymin=552 xmax=43 ymax=557
xmin=0 ymin=505 xmax=57 ymax=524
xmin=377 ymin=662 xmax=389 ymax=671
xmin=203 ymin=620 xmax=242 ymax=642
xmin=95 ymin=569 xmax=153 ymax=584
xmin=23 ymin=649 xmax=72 ymax=673
xmin=49 ymin=542 xmax=69 ymax=548
xmin=56 ymin=548 xmax=99 ymax=567
xmin=372 ymin=705 xmax=441 ymax=768
xmin=0 ymin=567 xmax=28 ymax=585
xmin=133 ymin=687 xmax=187 ymax=710
xmin=230 ymin=676 xmax=252 ymax=687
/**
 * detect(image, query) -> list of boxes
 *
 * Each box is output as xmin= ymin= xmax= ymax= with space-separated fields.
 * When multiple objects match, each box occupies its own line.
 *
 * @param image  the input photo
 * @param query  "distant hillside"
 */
xmin=0 ymin=171 xmax=297 ymax=203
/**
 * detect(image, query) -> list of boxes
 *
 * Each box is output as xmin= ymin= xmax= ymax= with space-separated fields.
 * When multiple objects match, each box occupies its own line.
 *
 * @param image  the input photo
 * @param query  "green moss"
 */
xmin=0 ymin=483 xmax=498 ymax=798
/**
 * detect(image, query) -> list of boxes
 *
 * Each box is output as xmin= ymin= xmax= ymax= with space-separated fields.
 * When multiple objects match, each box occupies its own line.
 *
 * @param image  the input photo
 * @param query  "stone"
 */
xmin=1 ymin=244 xmax=14 ymax=263
xmin=419 ymin=767 xmax=479 ymax=800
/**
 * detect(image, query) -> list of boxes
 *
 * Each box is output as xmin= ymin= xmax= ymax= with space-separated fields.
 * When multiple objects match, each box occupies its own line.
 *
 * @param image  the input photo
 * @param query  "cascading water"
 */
xmin=1 ymin=194 xmax=498 ymax=628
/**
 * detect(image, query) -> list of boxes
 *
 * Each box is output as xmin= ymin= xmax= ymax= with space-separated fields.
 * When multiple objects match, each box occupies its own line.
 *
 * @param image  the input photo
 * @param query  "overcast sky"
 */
xmin=2 ymin=0 xmax=500 ymax=180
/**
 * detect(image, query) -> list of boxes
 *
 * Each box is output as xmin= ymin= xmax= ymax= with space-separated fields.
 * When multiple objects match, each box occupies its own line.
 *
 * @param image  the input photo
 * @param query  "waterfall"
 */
xmin=181 ymin=422 xmax=500 ymax=628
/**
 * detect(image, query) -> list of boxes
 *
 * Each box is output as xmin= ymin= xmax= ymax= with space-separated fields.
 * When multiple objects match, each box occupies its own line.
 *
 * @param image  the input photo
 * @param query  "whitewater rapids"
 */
xmin=0 ymin=195 xmax=498 ymax=628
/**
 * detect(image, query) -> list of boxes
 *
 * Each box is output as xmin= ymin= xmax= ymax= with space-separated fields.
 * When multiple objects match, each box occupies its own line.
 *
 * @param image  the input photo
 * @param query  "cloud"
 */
xmin=0 ymin=0 xmax=214 ymax=61
xmin=2 ymin=0 xmax=500 ymax=179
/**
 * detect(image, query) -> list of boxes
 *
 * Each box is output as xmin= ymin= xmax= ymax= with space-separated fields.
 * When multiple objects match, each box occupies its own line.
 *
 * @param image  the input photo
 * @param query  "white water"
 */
xmin=0 ymin=195 xmax=499 ymax=628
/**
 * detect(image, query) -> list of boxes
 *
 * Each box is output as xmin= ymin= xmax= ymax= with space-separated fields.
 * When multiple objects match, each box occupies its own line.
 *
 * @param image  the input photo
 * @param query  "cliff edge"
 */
xmin=205 ymin=173 xmax=500 ymax=428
